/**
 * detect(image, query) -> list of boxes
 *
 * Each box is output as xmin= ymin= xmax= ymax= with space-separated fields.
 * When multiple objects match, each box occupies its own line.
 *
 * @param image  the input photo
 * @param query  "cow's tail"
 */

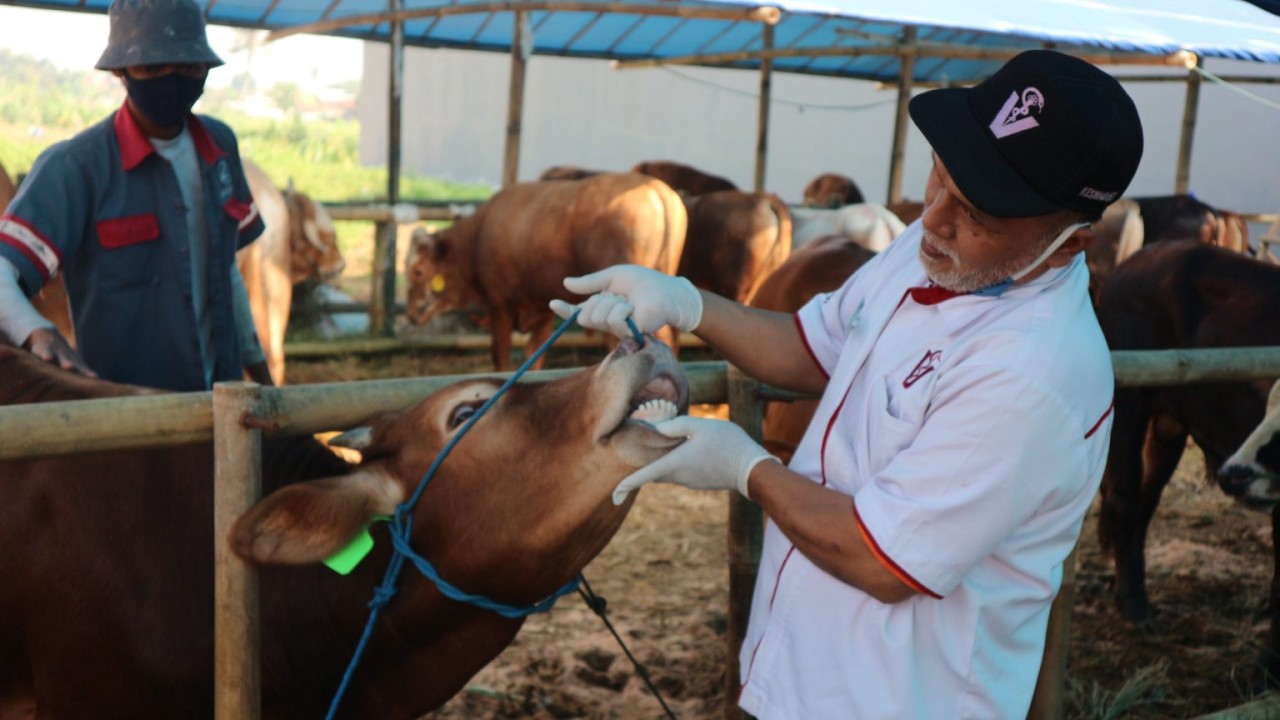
xmin=743 ymin=193 xmax=795 ymax=303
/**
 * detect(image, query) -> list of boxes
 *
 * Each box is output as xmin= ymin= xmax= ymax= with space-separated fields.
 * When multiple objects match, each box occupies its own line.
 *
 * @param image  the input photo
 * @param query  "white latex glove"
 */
xmin=549 ymin=264 xmax=703 ymax=339
xmin=612 ymin=416 xmax=778 ymax=505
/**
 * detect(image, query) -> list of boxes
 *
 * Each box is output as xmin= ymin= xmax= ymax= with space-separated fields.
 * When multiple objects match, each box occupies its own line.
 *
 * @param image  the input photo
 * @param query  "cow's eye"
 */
xmin=448 ymin=403 xmax=479 ymax=430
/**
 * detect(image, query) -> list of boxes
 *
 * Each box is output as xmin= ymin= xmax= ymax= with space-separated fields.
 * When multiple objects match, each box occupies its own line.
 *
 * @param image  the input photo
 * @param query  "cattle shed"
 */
xmin=3 ymin=0 xmax=1280 ymax=718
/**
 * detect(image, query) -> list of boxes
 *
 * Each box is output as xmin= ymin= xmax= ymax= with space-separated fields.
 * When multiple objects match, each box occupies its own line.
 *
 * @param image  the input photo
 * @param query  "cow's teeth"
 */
xmin=629 ymin=398 xmax=678 ymax=424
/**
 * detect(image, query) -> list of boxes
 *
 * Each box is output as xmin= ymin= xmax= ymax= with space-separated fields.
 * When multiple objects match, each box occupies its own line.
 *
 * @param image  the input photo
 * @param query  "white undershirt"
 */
xmin=150 ymin=128 xmax=214 ymax=387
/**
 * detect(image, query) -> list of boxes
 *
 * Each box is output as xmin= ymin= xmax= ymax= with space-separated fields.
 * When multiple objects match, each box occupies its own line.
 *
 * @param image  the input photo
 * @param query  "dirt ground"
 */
xmin=287 ymin=346 xmax=1278 ymax=720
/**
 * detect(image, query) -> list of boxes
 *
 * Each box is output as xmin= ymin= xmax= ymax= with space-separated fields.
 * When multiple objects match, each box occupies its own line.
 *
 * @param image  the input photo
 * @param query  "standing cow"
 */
xmin=0 ymin=334 xmax=690 ymax=717
xmin=237 ymin=159 xmax=345 ymax=385
xmin=1095 ymin=240 xmax=1280 ymax=686
xmin=801 ymin=172 xmax=864 ymax=208
xmin=680 ymin=190 xmax=792 ymax=304
xmin=404 ymin=172 xmax=687 ymax=371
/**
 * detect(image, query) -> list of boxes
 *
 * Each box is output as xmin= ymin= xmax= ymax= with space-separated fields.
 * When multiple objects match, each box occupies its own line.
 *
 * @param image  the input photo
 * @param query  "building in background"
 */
xmin=359 ymin=45 xmax=1280 ymax=232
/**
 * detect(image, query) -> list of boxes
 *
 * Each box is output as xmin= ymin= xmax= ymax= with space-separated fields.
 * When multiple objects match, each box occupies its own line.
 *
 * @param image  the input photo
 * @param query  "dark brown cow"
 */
xmin=680 ymin=190 xmax=792 ymax=304
xmin=631 ymin=160 xmax=737 ymax=197
xmin=749 ymin=234 xmax=877 ymax=460
xmin=0 ymin=335 xmax=690 ymax=718
xmin=1095 ymin=240 xmax=1280 ymax=685
xmin=886 ymin=200 xmax=924 ymax=226
xmin=802 ymin=172 xmax=864 ymax=208
xmin=404 ymin=172 xmax=687 ymax=371
xmin=538 ymin=165 xmax=604 ymax=181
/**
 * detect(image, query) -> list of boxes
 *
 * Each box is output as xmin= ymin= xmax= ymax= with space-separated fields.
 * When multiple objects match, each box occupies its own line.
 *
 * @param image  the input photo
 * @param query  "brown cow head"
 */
xmin=229 ymin=335 xmax=689 ymax=604
xmin=405 ymin=224 xmax=483 ymax=325
xmin=1218 ymin=379 xmax=1280 ymax=512
xmin=802 ymin=173 xmax=864 ymax=209
xmin=285 ymin=182 xmax=345 ymax=284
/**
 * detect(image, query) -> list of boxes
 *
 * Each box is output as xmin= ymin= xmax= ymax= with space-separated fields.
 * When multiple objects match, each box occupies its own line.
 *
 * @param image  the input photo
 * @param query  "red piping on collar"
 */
xmin=115 ymin=103 xmax=226 ymax=170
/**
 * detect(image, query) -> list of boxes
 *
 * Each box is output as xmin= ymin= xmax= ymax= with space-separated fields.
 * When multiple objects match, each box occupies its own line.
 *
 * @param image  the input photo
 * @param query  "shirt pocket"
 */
xmin=96 ymin=214 xmax=160 ymax=250
xmin=867 ymin=376 xmax=923 ymax=473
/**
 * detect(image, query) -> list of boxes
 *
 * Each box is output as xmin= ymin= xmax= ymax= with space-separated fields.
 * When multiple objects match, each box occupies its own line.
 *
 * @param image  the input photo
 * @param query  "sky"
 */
xmin=0 ymin=5 xmax=364 ymax=91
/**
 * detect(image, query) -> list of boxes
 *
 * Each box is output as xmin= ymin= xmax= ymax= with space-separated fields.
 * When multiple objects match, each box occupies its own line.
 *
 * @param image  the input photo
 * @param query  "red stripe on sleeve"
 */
xmin=852 ymin=501 xmax=942 ymax=599
xmin=793 ymin=313 xmax=829 ymax=380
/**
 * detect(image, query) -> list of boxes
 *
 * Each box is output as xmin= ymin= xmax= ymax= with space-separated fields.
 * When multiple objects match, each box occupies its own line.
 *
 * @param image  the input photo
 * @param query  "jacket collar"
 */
xmin=114 ymin=102 xmax=226 ymax=171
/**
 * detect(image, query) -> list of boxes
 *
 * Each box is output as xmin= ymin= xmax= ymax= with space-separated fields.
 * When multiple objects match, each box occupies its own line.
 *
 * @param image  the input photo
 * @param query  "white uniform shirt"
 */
xmin=737 ymin=221 xmax=1114 ymax=720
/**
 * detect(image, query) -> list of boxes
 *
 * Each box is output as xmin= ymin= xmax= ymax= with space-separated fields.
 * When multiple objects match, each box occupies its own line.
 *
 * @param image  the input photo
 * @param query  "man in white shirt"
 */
xmin=552 ymin=49 xmax=1142 ymax=718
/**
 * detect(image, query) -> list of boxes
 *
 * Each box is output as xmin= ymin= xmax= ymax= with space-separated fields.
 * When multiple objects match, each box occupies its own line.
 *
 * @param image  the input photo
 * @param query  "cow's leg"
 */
xmin=525 ymin=317 xmax=554 ymax=371
xmin=1101 ymin=393 xmax=1178 ymax=624
xmin=489 ymin=313 xmax=515 ymax=372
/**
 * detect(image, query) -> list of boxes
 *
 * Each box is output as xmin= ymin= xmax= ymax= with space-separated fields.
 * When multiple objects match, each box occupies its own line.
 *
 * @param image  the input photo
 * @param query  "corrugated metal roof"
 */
xmin=4 ymin=0 xmax=1280 ymax=82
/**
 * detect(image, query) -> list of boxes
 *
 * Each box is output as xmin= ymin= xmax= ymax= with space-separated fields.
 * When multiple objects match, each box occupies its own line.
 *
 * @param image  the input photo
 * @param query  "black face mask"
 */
xmin=123 ymin=72 xmax=206 ymax=129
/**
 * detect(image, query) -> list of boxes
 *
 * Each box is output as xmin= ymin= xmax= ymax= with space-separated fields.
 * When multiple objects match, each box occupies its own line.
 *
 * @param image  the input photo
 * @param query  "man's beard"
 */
xmin=918 ymin=230 xmax=1054 ymax=293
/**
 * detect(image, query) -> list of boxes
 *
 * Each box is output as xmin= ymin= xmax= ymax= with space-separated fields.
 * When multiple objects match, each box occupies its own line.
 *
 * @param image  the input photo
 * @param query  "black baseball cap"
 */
xmin=909 ymin=49 xmax=1143 ymax=219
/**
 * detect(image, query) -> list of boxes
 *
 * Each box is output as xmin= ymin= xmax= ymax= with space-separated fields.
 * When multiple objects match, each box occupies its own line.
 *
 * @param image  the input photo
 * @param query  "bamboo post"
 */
xmin=1175 ymin=54 xmax=1203 ymax=195
xmin=502 ymin=11 xmax=529 ymax=188
xmin=753 ymin=24 xmax=774 ymax=192
xmin=1027 ymin=545 xmax=1077 ymax=720
xmin=370 ymin=0 xmax=405 ymax=336
xmin=886 ymin=26 xmax=917 ymax=205
xmin=726 ymin=367 xmax=765 ymax=720
xmin=213 ymin=382 xmax=264 ymax=720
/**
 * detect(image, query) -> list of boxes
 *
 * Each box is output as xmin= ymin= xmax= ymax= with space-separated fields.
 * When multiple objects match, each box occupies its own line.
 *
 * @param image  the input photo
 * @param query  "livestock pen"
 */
xmin=4 ymin=350 xmax=1280 ymax=719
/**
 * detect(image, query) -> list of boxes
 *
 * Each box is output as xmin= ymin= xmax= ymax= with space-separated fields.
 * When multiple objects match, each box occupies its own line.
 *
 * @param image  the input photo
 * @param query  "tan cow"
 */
xmin=405 ymin=172 xmax=687 ymax=370
xmin=0 ymin=335 xmax=689 ymax=717
xmin=237 ymin=160 xmax=346 ymax=385
xmin=680 ymin=190 xmax=792 ymax=304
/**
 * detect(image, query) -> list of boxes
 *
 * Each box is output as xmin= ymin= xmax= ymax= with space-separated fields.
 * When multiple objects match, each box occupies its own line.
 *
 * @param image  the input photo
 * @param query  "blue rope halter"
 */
xmin=324 ymin=313 xmax=644 ymax=719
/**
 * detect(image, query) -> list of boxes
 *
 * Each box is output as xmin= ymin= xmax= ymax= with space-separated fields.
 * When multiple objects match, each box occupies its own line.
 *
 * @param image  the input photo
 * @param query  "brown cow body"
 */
xmin=680 ymin=190 xmax=792 ymax=304
xmin=1095 ymin=240 xmax=1280 ymax=684
xmin=749 ymin=234 xmax=876 ymax=459
xmin=405 ymin=172 xmax=687 ymax=370
xmin=802 ymin=173 xmax=864 ymax=208
xmin=631 ymin=160 xmax=736 ymax=197
xmin=0 ymin=336 xmax=690 ymax=718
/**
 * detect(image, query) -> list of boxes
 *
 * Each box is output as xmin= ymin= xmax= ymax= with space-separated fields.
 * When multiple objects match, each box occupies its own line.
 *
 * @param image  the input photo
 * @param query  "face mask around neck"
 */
xmin=124 ymin=72 xmax=206 ymax=129
xmin=972 ymin=221 xmax=1091 ymax=297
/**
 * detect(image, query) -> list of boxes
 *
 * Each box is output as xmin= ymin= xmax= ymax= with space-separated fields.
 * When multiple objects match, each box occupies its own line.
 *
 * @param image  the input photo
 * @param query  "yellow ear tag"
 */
xmin=322 ymin=516 xmax=392 ymax=575
xmin=430 ymin=274 xmax=446 ymax=293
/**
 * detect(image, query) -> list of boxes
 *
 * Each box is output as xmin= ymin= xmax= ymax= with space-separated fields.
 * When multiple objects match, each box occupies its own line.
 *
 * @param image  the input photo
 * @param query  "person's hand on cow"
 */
xmin=612 ymin=415 xmax=779 ymax=505
xmin=23 ymin=327 xmax=97 ymax=377
xmin=550 ymin=265 xmax=703 ymax=339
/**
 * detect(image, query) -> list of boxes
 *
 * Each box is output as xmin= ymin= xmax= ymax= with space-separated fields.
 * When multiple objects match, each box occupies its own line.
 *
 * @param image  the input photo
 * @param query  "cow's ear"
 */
xmin=230 ymin=467 xmax=404 ymax=566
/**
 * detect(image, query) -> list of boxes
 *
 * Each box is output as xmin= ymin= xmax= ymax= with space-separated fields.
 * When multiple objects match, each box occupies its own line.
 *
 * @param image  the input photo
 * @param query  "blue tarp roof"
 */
xmin=4 ymin=0 xmax=1280 ymax=82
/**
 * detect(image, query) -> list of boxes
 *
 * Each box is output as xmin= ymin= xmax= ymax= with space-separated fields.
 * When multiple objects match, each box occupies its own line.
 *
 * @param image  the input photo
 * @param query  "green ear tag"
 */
xmin=323 ymin=516 xmax=391 ymax=575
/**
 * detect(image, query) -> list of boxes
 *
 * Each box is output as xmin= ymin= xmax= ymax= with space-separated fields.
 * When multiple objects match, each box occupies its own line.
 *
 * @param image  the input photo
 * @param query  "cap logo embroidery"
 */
xmin=989 ymin=88 xmax=1045 ymax=139
xmin=1079 ymin=187 xmax=1119 ymax=202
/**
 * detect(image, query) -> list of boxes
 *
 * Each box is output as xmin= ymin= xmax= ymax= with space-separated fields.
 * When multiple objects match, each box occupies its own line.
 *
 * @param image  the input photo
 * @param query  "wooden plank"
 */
xmin=213 ymin=382 xmax=262 ymax=720
xmin=726 ymin=366 xmax=766 ymax=720
xmin=282 ymin=331 xmax=707 ymax=356
xmin=1028 ymin=546 xmax=1077 ymax=720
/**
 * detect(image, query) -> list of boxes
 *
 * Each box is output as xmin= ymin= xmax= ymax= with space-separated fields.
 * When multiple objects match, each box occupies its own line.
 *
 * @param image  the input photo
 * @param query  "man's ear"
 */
xmin=1046 ymin=225 xmax=1095 ymax=268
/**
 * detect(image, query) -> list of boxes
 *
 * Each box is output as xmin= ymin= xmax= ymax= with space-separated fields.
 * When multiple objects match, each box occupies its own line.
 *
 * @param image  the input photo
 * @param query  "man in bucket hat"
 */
xmin=553 ymin=49 xmax=1142 ymax=718
xmin=0 ymin=0 xmax=271 ymax=390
